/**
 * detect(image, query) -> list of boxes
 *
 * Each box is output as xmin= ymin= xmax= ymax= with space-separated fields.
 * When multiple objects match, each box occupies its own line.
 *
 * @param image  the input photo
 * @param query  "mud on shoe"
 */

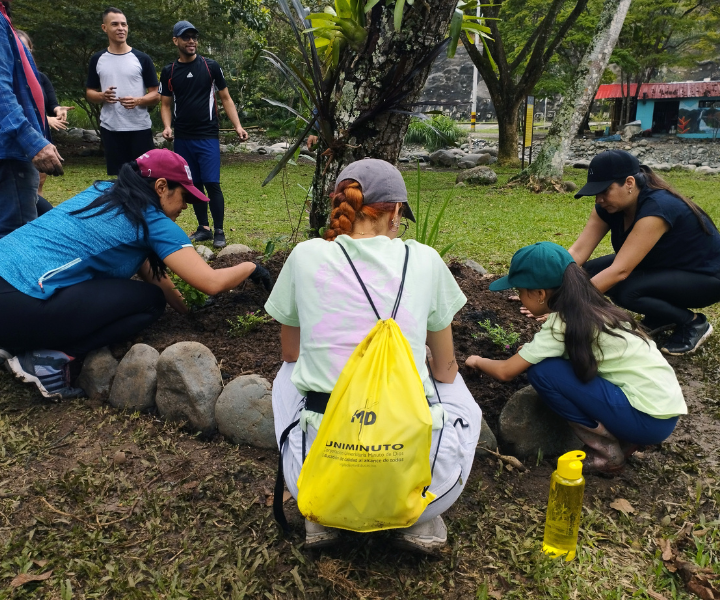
xmin=189 ymin=227 xmax=212 ymax=242
xmin=7 ymin=350 xmax=85 ymax=401
xmin=305 ymin=519 xmax=339 ymax=550
xmin=393 ymin=515 xmax=448 ymax=554
xmin=661 ymin=314 xmax=713 ymax=356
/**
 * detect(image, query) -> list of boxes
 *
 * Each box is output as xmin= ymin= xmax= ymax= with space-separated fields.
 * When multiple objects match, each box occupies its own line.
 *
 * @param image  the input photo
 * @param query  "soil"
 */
xmin=114 ymin=252 xmax=541 ymax=431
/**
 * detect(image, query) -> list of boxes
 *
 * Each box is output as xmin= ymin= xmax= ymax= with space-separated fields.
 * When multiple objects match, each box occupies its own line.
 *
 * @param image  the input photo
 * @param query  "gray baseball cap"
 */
xmin=173 ymin=21 xmax=199 ymax=38
xmin=335 ymin=158 xmax=416 ymax=222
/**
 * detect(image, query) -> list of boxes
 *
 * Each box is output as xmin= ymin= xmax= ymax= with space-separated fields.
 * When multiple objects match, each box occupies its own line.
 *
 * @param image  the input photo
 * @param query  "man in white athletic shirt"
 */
xmin=85 ymin=7 xmax=160 ymax=175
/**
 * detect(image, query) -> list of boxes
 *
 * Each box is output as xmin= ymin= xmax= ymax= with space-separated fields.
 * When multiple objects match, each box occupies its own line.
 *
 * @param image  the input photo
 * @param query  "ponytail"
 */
xmin=546 ymin=263 xmax=646 ymax=382
xmin=324 ymin=179 xmax=399 ymax=241
xmin=616 ymin=166 xmax=717 ymax=235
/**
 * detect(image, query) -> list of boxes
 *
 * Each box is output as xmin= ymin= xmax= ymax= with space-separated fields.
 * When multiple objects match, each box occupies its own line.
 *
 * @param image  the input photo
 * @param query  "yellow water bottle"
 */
xmin=542 ymin=450 xmax=586 ymax=561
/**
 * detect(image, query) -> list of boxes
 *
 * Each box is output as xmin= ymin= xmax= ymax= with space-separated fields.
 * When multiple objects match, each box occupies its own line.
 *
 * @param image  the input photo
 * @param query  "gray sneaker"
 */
xmin=7 ymin=350 xmax=85 ymax=401
xmin=304 ymin=519 xmax=339 ymax=549
xmin=661 ymin=314 xmax=713 ymax=355
xmin=393 ymin=515 xmax=448 ymax=553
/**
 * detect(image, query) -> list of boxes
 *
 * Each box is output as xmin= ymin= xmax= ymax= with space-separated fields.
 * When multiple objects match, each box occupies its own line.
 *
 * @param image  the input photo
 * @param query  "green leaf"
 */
xmin=364 ymin=0 xmax=382 ymax=12
xmin=307 ymin=12 xmax=338 ymax=21
xmin=393 ymin=0 xmax=406 ymax=31
xmin=447 ymin=8 xmax=463 ymax=58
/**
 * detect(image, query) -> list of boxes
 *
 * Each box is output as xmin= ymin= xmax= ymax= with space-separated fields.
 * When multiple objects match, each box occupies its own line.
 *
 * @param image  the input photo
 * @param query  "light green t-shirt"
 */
xmin=265 ymin=235 xmax=467 ymax=397
xmin=518 ymin=313 xmax=687 ymax=418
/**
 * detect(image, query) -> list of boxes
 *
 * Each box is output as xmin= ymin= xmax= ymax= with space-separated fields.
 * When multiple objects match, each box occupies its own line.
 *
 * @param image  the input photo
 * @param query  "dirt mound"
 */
xmin=115 ymin=252 xmax=541 ymax=428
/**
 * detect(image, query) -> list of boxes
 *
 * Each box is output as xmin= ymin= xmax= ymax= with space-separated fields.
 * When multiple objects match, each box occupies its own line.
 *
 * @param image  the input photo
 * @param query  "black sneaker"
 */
xmin=189 ymin=227 xmax=212 ymax=242
xmin=213 ymin=228 xmax=227 ymax=249
xmin=660 ymin=314 xmax=713 ymax=356
xmin=639 ymin=316 xmax=675 ymax=337
xmin=7 ymin=350 xmax=85 ymax=400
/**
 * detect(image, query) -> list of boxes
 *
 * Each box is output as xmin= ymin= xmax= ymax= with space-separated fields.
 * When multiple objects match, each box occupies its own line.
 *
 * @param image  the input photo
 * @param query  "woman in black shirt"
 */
xmin=571 ymin=149 xmax=720 ymax=355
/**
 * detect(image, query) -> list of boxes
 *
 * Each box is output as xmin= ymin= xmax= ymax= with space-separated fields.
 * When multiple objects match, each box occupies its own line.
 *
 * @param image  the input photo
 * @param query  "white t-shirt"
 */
xmin=519 ymin=313 xmax=687 ymax=418
xmin=265 ymin=235 xmax=466 ymax=397
xmin=86 ymin=49 xmax=158 ymax=131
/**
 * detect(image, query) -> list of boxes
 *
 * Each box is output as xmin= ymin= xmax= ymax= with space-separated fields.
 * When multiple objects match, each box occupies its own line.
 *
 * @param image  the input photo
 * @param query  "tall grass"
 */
xmin=404 ymin=114 xmax=466 ymax=152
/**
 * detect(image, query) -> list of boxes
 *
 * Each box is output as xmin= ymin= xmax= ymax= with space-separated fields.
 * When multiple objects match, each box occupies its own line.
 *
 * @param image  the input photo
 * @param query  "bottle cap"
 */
xmin=556 ymin=450 xmax=586 ymax=480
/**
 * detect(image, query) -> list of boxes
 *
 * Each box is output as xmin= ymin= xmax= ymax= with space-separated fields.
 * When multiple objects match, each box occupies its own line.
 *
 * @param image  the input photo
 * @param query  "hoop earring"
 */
xmin=538 ymin=299 xmax=544 ymax=304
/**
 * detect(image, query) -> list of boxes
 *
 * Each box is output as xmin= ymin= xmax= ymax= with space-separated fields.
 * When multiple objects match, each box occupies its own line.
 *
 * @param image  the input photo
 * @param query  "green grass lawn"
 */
xmin=43 ymin=158 xmax=720 ymax=273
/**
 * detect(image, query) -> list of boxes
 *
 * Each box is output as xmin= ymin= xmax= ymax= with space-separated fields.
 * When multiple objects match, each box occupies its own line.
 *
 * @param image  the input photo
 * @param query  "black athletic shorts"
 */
xmin=100 ymin=127 xmax=155 ymax=176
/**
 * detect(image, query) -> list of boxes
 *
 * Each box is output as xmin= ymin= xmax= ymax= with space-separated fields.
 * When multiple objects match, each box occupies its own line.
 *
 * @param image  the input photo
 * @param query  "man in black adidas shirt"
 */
xmin=159 ymin=20 xmax=248 ymax=248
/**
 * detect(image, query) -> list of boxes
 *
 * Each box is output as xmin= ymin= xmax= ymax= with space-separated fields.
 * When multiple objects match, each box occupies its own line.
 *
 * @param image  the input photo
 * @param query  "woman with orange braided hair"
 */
xmin=265 ymin=159 xmax=482 ymax=553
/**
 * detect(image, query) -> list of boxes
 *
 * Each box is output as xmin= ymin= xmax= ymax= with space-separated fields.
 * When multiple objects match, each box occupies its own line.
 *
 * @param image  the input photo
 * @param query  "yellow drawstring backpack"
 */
xmin=274 ymin=243 xmax=437 ymax=533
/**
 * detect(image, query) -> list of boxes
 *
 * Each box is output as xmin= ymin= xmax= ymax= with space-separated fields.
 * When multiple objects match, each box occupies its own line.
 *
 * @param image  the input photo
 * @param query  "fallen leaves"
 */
xmin=10 ymin=570 xmax=53 ymax=588
xmin=609 ymin=498 xmax=635 ymax=514
xmin=656 ymin=526 xmax=720 ymax=600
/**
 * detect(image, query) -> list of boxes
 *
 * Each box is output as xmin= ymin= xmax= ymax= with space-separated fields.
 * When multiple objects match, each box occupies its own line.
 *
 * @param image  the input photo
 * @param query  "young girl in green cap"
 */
xmin=465 ymin=241 xmax=686 ymax=473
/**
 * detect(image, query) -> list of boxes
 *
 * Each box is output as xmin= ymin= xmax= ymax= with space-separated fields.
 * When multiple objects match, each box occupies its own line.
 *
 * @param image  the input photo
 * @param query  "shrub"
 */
xmin=404 ymin=114 xmax=465 ymax=152
xmin=228 ymin=311 xmax=273 ymax=337
xmin=170 ymin=273 xmax=208 ymax=310
xmin=476 ymin=319 xmax=520 ymax=350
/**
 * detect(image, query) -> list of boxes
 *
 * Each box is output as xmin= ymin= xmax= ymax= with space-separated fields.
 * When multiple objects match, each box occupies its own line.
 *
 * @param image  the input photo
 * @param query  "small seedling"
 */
xmin=228 ymin=311 xmax=273 ymax=337
xmin=476 ymin=319 xmax=520 ymax=350
xmin=170 ymin=273 xmax=208 ymax=310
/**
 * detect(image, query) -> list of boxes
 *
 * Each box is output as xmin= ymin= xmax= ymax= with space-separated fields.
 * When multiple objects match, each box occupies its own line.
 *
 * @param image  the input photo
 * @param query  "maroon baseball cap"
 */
xmin=136 ymin=149 xmax=209 ymax=203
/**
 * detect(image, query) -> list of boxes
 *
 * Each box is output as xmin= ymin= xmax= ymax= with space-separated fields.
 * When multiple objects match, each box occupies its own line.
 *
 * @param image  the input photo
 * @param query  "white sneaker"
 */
xmin=305 ymin=519 xmax=339 ymax=549
xmin=394 ymin=515 xmax=448 ymax=553
xmin=0 ymin=348 xmax=12 ymax=371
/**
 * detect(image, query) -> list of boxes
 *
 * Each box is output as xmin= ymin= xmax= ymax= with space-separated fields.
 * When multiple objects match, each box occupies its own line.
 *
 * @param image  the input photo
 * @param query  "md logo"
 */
xmin=351 ymin=410 xmax=376 ymax=426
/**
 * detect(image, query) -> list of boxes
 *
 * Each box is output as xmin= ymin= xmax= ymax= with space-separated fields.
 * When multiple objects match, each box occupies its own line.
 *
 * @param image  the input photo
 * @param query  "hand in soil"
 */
xmin=508 ymin=295 xmax=548 ymax=323
xmin=249 ymin=263 xmax=274 ymax=291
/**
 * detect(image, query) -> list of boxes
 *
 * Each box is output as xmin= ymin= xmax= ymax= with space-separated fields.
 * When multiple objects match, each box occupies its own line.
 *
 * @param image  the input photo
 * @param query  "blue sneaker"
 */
xmin=7 ymin=350 xmax=85 ymax=400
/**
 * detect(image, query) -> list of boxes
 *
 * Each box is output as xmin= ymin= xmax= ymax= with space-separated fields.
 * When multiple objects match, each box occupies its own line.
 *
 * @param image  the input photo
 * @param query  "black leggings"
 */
xmin=192 ymin=181 xmax=225 ymax=230
xmin=584 ymin=255 xmax=720 ymax=325
xmin=0 ymin=277 xmax=166 ymax=357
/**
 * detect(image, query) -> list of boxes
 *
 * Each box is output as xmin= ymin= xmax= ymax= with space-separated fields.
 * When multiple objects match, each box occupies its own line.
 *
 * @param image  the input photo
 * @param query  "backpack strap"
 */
xmin=274 ymin=418 xmax=300 ymax=534
xmin=336 ymin=241 xmax=409 ymax=321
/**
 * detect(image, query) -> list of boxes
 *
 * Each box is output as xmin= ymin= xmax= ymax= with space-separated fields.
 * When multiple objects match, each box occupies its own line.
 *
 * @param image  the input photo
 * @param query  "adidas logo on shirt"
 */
xmin=187 ymin=72 xmax=194 ymax=78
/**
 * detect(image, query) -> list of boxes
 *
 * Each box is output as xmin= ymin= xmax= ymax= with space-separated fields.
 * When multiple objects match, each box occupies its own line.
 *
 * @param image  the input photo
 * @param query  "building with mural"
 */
xmin=595 ymin=82 xmax=720 ymax=138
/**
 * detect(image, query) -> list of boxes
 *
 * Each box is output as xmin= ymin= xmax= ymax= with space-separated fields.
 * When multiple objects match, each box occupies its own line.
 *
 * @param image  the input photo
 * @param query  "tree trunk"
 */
xmin=525 ymin=0 xmax=632 ymax=180
xmin=309 ymin=2 xmax=457 ymax=234
xmin=495 ymin=98 xmax=522 ymax=164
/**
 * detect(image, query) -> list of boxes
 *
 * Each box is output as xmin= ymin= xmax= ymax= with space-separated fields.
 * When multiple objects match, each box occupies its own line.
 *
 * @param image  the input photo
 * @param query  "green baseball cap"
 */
xmin=489 ymin=242 xmax=575 ymax=291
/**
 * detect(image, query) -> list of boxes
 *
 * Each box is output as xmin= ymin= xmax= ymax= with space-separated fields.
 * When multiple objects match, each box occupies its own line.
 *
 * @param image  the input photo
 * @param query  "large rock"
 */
xmin=155 ymin=342 xmax=222 ymax=436
xmin=696 ymin=165 xmax=718 ymax=175
xmin=108 ymin=344 xmax=159 ymax=411
xmin=464 ymin=259 xmax=488 ymax=275
xmin=215 ymin=375 xmax=275 ymax=448
xmin=498 ymin=385 xmax=581 ymax=458
xmin=195 ymin=245 xmax=214 ymax=262
xmin=82 ymin=129 xmax=101 ymax=143
xmin=573 ymin=160 xmax=590 ymax=169
xmin=456 ymin=166 xmax=497 ymax=186
xmin=78 ymin=347 xmax=118 ymax=398
xmin=217 ymin=243 xmax=252 ymax=258
xmin=457 ymin=153 xmax=492 ymax=169
xmin=476 ymin=419 xmax=498 ymax=458
xmin=620 ymin=122 xmax=642 ymax=141
xmin=429 ymin=149 xmax=460 ymax=167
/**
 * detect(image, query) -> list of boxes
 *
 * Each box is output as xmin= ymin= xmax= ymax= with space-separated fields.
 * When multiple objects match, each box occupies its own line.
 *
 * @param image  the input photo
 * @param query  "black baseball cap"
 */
xmin=574 ymin=150 xmax=640 ymax=198
xmin=173 ymin=21 xmax=198 ymax=38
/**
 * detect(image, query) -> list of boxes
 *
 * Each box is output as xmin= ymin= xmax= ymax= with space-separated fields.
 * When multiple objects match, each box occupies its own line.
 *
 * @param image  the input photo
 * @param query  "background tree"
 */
xmin=524 ymin=0 xmax=631 ymax=181
xmin=460 ymin=0 xmax=590 ymax=165
xmin=265 ymin=0 xmax=472 ymax=234
xmin=610 ymin=0 xmax=713 ymax=127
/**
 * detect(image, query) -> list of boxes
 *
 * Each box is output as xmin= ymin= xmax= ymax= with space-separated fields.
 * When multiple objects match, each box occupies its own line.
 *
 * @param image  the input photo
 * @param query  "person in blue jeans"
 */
xmin=159 ymin=20 xmax=248 ymax=249
xmin=0 ymin=0 xmax=64 ymax=238
xmin=466 ymin=242 xmax=687 ymax=474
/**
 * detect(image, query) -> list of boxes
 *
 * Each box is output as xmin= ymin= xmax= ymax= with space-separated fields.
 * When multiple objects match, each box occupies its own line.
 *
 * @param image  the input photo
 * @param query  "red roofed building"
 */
xmin=595 ymin=82 xmax=720 ymax=138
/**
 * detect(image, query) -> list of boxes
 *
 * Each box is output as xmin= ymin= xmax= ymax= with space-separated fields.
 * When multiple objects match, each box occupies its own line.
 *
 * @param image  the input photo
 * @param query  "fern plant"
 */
xmin=405 ymin=114 xmax=465 ymax=152
xmin=228 ymin=311 xmax=273 ymax=337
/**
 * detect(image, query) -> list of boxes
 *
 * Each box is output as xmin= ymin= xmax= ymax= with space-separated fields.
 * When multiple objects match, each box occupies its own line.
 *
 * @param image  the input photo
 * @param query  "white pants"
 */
xmin=272 ymin=362 xmax=482 ymax=525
